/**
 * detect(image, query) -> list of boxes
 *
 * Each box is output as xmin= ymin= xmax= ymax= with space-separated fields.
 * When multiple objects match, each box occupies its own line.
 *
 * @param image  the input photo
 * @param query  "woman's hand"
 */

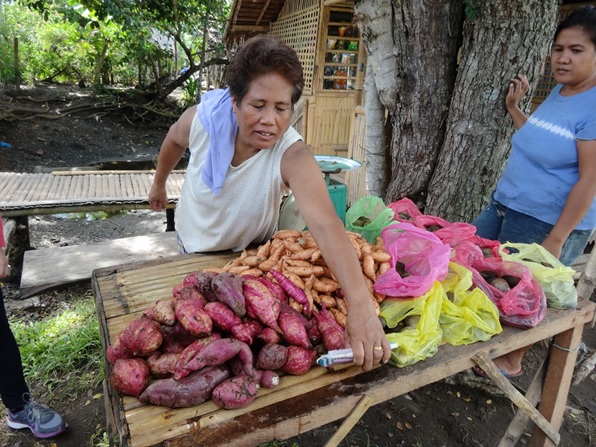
xmin=0 ymin=250 xmax=9 ymax=279
xmin=344 ymin=298 xmax=391 ymax=371
xmin=541 ymin=234 xmax=564 ymax=260
xmin=148 ymin=183 xmax=168 ymax=212
xmin=505 ymin=74 xmax=529 ymax=110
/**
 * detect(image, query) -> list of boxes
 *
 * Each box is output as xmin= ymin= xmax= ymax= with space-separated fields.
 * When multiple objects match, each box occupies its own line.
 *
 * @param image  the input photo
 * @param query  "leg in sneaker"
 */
xmin=8 ymin=400 xmax=67 ymax=438
xmin=0 ymin=260 xmax=67 ymax=439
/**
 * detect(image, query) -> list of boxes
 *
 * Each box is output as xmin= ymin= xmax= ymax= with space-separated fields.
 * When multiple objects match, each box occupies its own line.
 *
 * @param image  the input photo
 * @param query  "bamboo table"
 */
xmin=92 ymin=252 xmax=595 ymax=447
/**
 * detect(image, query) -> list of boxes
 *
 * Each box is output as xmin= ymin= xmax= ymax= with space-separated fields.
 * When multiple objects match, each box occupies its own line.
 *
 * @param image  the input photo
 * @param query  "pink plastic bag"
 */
xmin=412 ymin=215 xmax=477 ymax=245
xmin=450 ymin=235 xmax=502 ymax=261
xmin=374 ymin=223 xmax=451 ymax=298
xmin=386 ymin=197 xmax=423 ymax=222
xmin=467 ymin=257 xmax=547 ymax=329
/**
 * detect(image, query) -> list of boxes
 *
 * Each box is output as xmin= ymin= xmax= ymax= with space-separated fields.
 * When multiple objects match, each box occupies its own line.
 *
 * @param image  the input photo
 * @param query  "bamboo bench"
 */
xmin=0 ymin=170 xmax=185 ymax=298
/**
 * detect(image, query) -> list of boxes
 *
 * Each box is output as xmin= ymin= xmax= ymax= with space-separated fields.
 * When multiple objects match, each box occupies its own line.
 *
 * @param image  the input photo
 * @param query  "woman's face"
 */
xmin=232 ymin=72 xmax=293 ymax=152
xmin=551 ymin=26 xmax=596 ymax=94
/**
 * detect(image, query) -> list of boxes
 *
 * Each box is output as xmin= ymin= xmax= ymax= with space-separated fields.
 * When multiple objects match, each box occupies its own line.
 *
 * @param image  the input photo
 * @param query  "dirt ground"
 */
xmin=0 ymin=84 xmax=595 ymax=447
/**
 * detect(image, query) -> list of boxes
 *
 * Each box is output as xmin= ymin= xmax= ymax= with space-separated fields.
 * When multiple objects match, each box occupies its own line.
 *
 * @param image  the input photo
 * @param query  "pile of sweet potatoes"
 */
xmin=106 ymin=229 xmax=390 ymax=410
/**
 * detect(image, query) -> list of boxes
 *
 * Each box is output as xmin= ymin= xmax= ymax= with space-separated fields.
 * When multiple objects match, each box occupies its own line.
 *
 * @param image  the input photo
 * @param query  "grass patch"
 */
xmin=10 ymin=294 xmax=104 ymax=399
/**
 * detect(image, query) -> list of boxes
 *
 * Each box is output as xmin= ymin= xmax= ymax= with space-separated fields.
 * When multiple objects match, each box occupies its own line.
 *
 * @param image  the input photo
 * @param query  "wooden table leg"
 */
xmin=529 ymin=325 xmax=584 ymax=447
xmin=473 ymin=352 xmax=560 ymax=445
xmin=498 ymin=356 xmax=547 ymax=447
xmin=323 ymin=394 xmax=375 ymax=447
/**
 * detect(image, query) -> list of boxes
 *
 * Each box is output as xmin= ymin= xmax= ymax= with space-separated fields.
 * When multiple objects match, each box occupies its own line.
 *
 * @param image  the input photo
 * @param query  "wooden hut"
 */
xmin=225 ymin=0 xmax=365 ymax=159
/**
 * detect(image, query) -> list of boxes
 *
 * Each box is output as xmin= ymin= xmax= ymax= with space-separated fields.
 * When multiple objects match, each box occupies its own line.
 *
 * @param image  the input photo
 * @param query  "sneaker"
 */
xmin=7 ymin=401 xmax=68 ymax=438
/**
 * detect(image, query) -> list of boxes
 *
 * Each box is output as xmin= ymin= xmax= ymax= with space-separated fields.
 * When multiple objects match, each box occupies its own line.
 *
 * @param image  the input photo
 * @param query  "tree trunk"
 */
xmin=357 ymin=0 xmax=465 ymax=207
xmin=426 ymin=0 xmax=559 ymax=222
xmin=358 ymin=0 xmax=559 ymax=223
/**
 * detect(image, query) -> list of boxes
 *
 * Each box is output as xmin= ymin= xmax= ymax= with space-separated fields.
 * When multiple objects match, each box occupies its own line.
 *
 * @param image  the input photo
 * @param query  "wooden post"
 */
xmin=529 ymin=325 xmax=584 ymax=447
xmin=13 ymin=37 xmax=20 ymax=91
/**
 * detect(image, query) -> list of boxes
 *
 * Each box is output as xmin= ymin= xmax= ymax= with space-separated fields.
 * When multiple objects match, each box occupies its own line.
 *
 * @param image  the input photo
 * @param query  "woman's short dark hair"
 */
xmin=554 ymin=5 xmax=596 ymax=47
xmin=226 ymin=34 xmax=304 ymax=106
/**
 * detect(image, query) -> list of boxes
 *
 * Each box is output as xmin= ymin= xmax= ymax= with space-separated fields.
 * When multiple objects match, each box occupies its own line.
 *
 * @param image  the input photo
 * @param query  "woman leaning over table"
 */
xmin=148 ymin=35 xmax=391 ymax=371
xmin=472 ymin=6 xmax=596 ymax=377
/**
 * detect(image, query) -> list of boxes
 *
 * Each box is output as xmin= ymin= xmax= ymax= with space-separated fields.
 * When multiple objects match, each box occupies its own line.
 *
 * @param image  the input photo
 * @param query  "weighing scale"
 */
xmin=278 ymin=155 xmax=363 ymax=231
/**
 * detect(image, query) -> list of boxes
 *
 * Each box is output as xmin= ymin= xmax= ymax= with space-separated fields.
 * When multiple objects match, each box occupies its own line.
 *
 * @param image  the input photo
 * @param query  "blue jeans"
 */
xmin=472 ymin=195 xmax=593 ymax=266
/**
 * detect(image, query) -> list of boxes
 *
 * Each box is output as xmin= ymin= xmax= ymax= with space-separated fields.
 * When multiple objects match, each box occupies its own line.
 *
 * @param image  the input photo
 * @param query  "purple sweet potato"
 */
xmin=204 ymin=302 xmax=242 ymax=332
xmin=175 ymin=334 xmax=221 ymax=380
xmin=269 ymin=269 xmax=311 ymax=316
xmin=282 ymin=346 xmax=317 ymax=375
xmin=121 ymin=315 xmax=163 ymax=357
xmin=195 ymin=271 xmax=220 ymax=302
xmin=139 ymin=365 xmax=230 ymax=408
xmin=313 ymin=306 xmax=345 ymax=351
xmin=111 ymin=358 xmax=150 ymax=396
xmin=257 ymin=327 xmax=282 ymax=345
xmin=174 ymin=337 xmax=254 ymax=381
xmin=259 ymin=275 xmax=288 ymax=303
xmin=147 ymin=351 xmax=180 ymax=378
xmin=242 ymin=279 xmax=281 ymax=332
xmin=211 ymin=375 xmax=260 ymax=409
xmin=174 ymin=296 xmax=212 ymax=337
xmin=256 ymin=370 xmax=280 ymax=389
xmin=182 ymin=271 xmax=201 ymax=288
xmin=106 ymin=335 xmax=131 ymax=364
xmin=172 ymin=283 xmax=185 ymax=298
xmin=211 ymin=272 xmax=246 ymax=317
xmin=256 ymin=343 xmax=288 ymax=371
xmin=152 ymin=299 xmax=176 ymax=326
xmin=178 ymin=286 xmax=208 ymax=309
xmin=230 ymin=318 xmax=263 ymax=345
xmin=278 ymin=311 xmax=312 ymax=348
xmin=227 ymin=356 xmax=279 ymax=389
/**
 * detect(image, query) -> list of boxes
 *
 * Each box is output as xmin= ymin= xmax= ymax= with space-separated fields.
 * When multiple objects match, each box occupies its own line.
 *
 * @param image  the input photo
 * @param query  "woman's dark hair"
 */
xmin=226 ymin=34 xmax=304 ymax=106
xmin=554 ymin=5 xmax=596 ymax=47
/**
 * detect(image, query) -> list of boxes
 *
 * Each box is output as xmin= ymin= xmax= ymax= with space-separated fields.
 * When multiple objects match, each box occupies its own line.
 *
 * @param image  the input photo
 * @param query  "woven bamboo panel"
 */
xmin=306 ymin=95 xmax=355 ymax=156
xmin=0 ymin=171 xmax=184 ymax=216
xmin=345 ymin=105 xmax=367 ymax=206
xmin=270 ymin=0 xmax=320 ymax=95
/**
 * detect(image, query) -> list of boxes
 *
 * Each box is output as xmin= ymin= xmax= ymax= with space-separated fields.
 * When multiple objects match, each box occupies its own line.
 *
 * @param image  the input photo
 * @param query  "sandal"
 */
xmin=472 ymin=365 xmax=523 ymax=379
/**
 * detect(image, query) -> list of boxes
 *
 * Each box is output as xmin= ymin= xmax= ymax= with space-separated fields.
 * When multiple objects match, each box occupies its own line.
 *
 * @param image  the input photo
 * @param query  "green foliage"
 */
xmin=181 ymin=75 xmax=200 ymax=109
xmin=463 ymin=0 xmax=481 ymax=20
xmin=10 ymin=294 xmax=104 ymax=397
xmin=1 ymin=0 xmax=230 ymax=93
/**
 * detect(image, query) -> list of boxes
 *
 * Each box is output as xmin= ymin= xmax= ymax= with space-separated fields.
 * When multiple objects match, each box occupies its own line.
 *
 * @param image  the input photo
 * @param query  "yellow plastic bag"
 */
xmin=499 ymin=243 xmax=577 ymax=309
xmin=380 ymin=282 xmax=443 ymax=367
xmin=439 ymin=262 xmax=502 ymax=345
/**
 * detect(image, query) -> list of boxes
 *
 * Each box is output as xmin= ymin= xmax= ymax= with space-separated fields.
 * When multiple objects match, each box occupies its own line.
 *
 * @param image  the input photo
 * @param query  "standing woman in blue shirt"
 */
xmin=472 ymin=6 xmax=596 ymax=378
xmin=474 ymin=5 xmax=596 ymax=267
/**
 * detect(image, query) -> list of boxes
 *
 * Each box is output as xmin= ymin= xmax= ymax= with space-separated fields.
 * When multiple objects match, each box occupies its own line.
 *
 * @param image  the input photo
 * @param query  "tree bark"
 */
xmin=426 ymin=0 xmax=559 ymax=222
xmin=358 ymin=1 xmax=559 ymax=223
xmin=358 ymin=0 xmax=465 ymax=207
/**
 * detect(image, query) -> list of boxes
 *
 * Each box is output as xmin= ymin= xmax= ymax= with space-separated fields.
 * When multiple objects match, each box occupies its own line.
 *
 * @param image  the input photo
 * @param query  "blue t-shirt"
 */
xmin=494 ymin=84 xmax=596 ymax=231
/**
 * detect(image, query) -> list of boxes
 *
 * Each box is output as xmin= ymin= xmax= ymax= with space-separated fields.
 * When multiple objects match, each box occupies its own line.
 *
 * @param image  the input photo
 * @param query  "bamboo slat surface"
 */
xmin=0 ymin=171 xmax=185 ymax=217
xmin=93 ymin=253 xmax=596 ymax=447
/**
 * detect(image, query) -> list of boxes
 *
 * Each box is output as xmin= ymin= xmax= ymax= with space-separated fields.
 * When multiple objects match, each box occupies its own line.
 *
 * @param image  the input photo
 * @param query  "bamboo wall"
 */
xmin=345 ymin=105 xmax=367 ymax=206
xmin=270 ymin=0 xmax=319 ymax=96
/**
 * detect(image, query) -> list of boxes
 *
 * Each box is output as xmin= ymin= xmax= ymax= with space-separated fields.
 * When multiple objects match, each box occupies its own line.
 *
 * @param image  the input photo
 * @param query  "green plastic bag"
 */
xmin=380 ymin=282 xmax=443 ymax=367
xmin=439 ymin=262 xmax=502 ymax=345
xmin=499 ymin=243 xmax=577 ymax=309
xmin=345 ymin=196 xmax=395 ymax=243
